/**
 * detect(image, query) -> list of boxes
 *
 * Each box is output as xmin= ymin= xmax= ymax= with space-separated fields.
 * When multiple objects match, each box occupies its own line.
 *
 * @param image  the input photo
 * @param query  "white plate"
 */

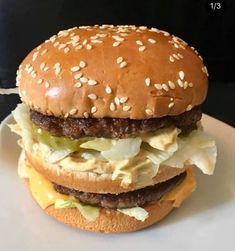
xmin=0 ymin=114 xmax=235 ymax=251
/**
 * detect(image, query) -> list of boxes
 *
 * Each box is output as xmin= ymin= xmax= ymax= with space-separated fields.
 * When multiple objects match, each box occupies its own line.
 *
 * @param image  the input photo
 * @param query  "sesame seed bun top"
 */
xmin=17 ymin=25 xmax=208 ymax=119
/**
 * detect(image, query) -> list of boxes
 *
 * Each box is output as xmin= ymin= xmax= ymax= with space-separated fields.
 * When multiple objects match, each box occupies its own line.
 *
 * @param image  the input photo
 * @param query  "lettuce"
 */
xmin=101 ymin=137 xmax=142 ymax=161
xmin=11 ymin=103 xmax=34 ymax=152
xmin=55 ymin=199 xmax=99 ymax=221
xmin=118 ymin=207 xmax=149 ymax=222
xmin=163 ymin=130 xmax=217 ymax=175
xmin=45 ymin=149 xmax=74 ymax=164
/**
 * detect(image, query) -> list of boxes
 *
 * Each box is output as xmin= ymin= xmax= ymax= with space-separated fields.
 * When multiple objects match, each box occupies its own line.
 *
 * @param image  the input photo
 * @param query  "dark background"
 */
xmin=0 ymin=0 xmax=234 ymax=126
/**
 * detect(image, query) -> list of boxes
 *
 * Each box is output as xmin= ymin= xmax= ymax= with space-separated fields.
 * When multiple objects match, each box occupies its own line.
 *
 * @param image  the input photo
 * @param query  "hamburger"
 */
xmin=10 ymin=25 xmax=217 ymax=233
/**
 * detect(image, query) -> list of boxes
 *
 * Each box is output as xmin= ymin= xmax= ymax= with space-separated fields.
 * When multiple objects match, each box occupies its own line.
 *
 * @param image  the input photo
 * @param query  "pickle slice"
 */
xmin=33 ymin=125 xmax=94 ymax=150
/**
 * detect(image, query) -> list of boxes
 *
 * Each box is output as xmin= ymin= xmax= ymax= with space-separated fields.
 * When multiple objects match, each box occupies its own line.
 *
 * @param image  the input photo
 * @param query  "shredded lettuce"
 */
xmin=11 ymin=103 xmax=34 ymax=152
xmin=55 ymin=199 xmax=99 ymax=221
xmin=163 ymin=130 xmax=217 ymax=175
xmin=118 ymin=207 xmax=149 ymax=222
xmin=45 ymin=149 xmax=74 ymax=164
xmin=101 ymin=137 xmax=142 ymax=161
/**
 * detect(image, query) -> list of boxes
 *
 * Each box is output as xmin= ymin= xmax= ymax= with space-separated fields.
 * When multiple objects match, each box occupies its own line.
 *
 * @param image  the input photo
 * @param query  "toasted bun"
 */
xmin=26 ymin=152 xmax=189 ymax=194
xmin=17 ymin=25 xmax=208 ymax=119
xmin=44 ymin=167 xmax=196 ymax=233
xmin=46 ymin=200 xmax=174 ymax=233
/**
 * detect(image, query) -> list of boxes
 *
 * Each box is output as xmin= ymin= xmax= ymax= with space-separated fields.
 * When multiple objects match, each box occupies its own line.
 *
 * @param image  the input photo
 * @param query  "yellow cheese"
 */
xmin=18 ymin=151 xmax=69 ymax=209
xmin=163 ymin=168 xmax=197 ymax=207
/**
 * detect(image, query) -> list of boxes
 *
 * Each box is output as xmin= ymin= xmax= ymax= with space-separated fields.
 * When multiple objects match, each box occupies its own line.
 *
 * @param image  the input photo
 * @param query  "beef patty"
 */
xmin=30 ymin=106 xmax=201 ymax=139
xmin=53 ymin=171 xmax=186 ymax=209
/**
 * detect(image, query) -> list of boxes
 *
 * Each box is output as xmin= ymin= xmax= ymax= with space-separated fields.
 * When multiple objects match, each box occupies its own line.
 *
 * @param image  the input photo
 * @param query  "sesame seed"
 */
xmin=188 ymin=82 xmax=193 ymax=87
xmin=112 ymin=35 xmax=124 ymax=41
xmin=123 ymin=105 xmax=131 ymax=111
xmin=79 ymin=61 xmax=86 ymax=68
xmin=168 ymin=81 xmax=175 ymax=89
xmin=202 ymin=66 xmax=209 ymax=76
xmin=55 ymin=67 xmax=61 ymax=75
xmin=64 ymin=113 xmax=69 ymax=118
xmin=184 ymin=81 xmax=188 ymax=89
xmin=110 ymin=102 xmax=116 ymax=111
xmin=173 ymin=54 xmax=180 ymax=60
xmin=119 ymin=61 xmax=127 ymax=68
xmin=32 ymin=72 xmax=37 ymax=78
xmin=32 ymin=51 xmax=39 ymax=61
xmin=162 ymin=84 xmax=169 ymax=91
xmin=177 ymin=79 xmax=184 ymax=87
xmin=91 ymin=106 xmax=97 ymax=114
xmin=83 ymin=39 xmax=88 ymax=45
xmin=154 ymin=83 xmax=162 ymax=90
xmin=71 ymin=35 xmax=80 ymax=42
xmin=145 ymin=78 xmax=151 ymax=86
xmin=139 ymin=26 xmax=147 ymax=30
xmin=69 ymin=108 xmax=77 ymax=115
xmin=145 ymin=108 xmax=153 ymax=115
xmin=88 ymin=79 xmax=97 ymax=86
xmin=37 ymin=45 xmax=42 ymax=50
xmin=148 ymin=38 xmax=156 ymax=44
xmin=168 ymin=102 xmax=174 ymax=108
xmin=74 ymin=73 xmax=83 ymax=79
xmin=43 ymin=67 xmax=49 ymax=71
xmin=114 ymin=97 xmax=120 ymax=106
xmin=40 ymin=62 xmax=46 ymax=70
xmin=139 ymin=46 xmax=146 ymax=52
xmin=70 ymin=66 xmax=80 ymax=72
xmin=74 ymin=82 xmax=82 ymax=88
xmin=163 ymin=31 xmax=170 ymax=36
xmin=117 ymin=57 xmax=123 ymax=64
xmin=37 ymin=79 xmax=43 ymax=84
xmin=90 ymin=35 xmax=98 ymax=40
xmin=88 ymin=94 xmax=97 ymax=100
xmin=177 ymin=53 xmax=183 ymax=58
xmin=186 ymin=104 xmax=193 ymax=111
xmin=86 ymin=44 xmax=92 ymax=50
xmin=54 ymin=62 xmax=60 ymax=68
xmin=41 ymin=49 xmax=48 ymax=55
xmin=198 ymin=55 xmax=203 ymax=61
xmin=170 ymin=98 xmax=174 ymax=101
xmin=105 ymin=86 xmax=112 ymax=94
xmin=80 ymin=77 xmax=88 ymax=83
xmin=64 ymin=47 xmax=70 ymax=53
xmin=91 ymin=39 xmax=103 ymax=44
xmin=83 ymin=112 xmax=89 ymax=118
xmin=136 ymin=40 xmax=143 ymax=45
xmin=180 ymin=44 xmax=186 ymax=50
xmin=174 ymin=43 xmax=179 ymax=48
xmin=113 ymin=41 xmax=120 ymax=47
xmin=53 ymin=41 xmax=60 ymax=47
xmin=120 ymin=97 xmax=128 ymax=103
xmin=58 ymin=44 xmax=66 ymax=50
xmin=179 ymin=71 xmax=184 ymax=80
xmin=75 ymin=45 xmax=82 ymax=50
xmin=45 ymin=82 xmax=50 ymax=88
xmin=169 ymin=56 xmax=174 ymax=62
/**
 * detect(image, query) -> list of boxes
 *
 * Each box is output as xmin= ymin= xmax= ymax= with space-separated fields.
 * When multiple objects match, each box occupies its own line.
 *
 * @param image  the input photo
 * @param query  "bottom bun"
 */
xmin=45 ymin=200 xmax=174 ymax=233
xmin=42 ymin=167 xmax=196 ymax=233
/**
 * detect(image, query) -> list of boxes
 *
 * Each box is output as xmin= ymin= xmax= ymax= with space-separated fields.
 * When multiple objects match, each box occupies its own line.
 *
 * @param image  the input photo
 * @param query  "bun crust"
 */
xmin=45 ymin=200 xmax=174 ymax=233
xmin=26 ymin=152 xmax=188 ymax=194
xmin=18 ymin=25 xmax=208 ymax=119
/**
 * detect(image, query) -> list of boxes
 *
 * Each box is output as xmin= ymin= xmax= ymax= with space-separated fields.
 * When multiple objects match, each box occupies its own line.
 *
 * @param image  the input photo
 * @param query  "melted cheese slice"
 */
xmin=18 ymin=151 xmax=196 ymax=211
xmin=18 ymin=151 xmax=69 ymax=209
xmin=162 ymin=167 xmax=197 ymax=207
